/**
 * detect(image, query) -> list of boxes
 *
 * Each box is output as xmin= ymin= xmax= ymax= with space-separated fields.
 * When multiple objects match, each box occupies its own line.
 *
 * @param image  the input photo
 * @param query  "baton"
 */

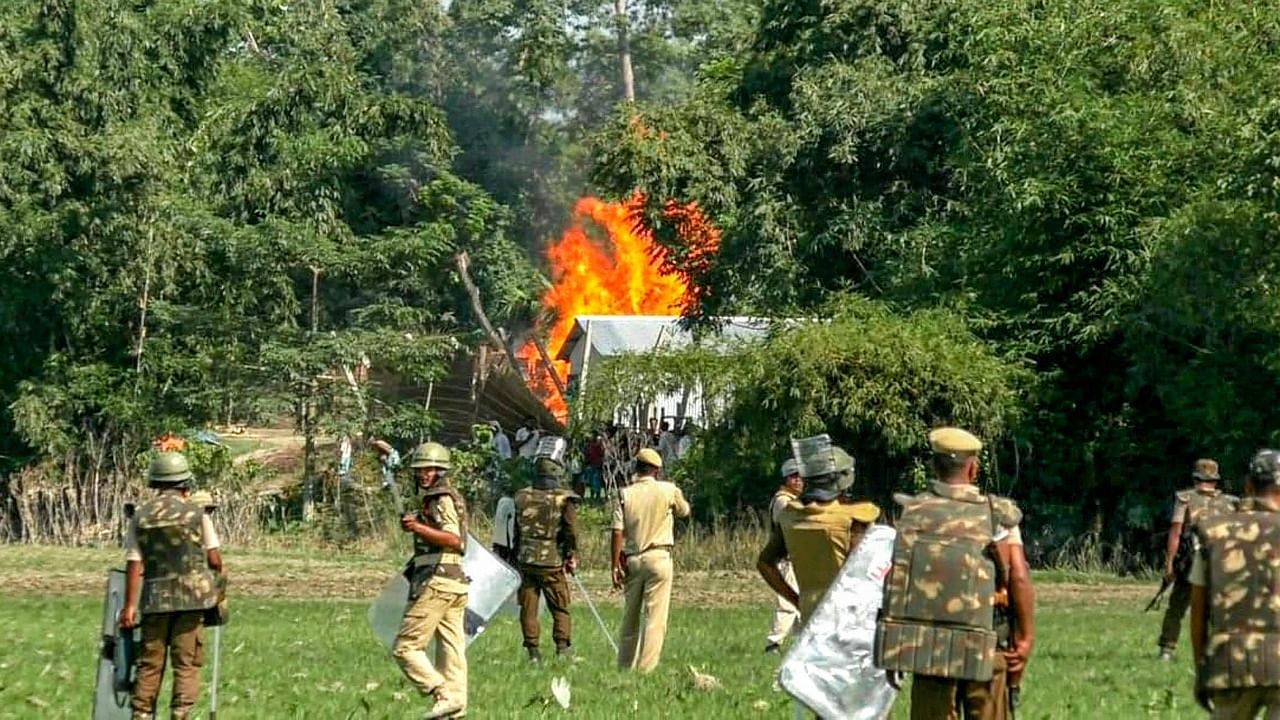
xmin=210 ymin=624 xmax=222 ymax=720
xmin=570 ymin=572 xmax=619 ymax=656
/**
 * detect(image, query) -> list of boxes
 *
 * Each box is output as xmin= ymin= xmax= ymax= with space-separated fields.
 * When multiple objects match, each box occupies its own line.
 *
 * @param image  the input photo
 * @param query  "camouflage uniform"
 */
xmin=1160 ymin=462 xmax=1238 ymax=655
xmin=512 ymin=461 xmax=580 ymax=657
xmin=876 ymin=429 xmax=1027 ymax=720
xmin=1190 ymin=452 xmax=1280 ymax=719
xmin=126 ymin=488 xmax=221 ymax=720
xmin=393 ymin=442 xmax=469 ymax=719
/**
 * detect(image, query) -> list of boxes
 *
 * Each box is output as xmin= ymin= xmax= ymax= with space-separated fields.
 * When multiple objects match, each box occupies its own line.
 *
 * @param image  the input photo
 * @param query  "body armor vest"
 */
xmin=1178 ymin=488 xmax=1239 ymax=526
xmin=874 ymin=484 xmax=1019 ymax=681
xmin=515 ymin=487 xmax=571 ymax=567
xmin=1198 ymin=504 xmax=1280 ymax=690
xmin=406 ymin=483 xmax=468 ymax=600
xmin=777 ymin=499 xmax=880 ymax=620
xmin=135 ymin=492 xmax=219 ymax=614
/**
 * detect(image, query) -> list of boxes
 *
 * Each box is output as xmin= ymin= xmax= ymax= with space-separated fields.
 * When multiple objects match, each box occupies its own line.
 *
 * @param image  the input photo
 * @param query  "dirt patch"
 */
xmin=0 ymin=544 xmax=1152 ymax=610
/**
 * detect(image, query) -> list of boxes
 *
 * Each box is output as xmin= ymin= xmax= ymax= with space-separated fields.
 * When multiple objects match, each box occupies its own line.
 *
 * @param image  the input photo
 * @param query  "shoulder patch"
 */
xmin=989 ymin=496 xmax=1023 ymax=528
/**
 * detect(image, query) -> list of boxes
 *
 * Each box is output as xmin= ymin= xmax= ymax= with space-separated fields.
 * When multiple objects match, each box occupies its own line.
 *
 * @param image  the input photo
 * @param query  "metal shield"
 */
xmin=93 ymin=569 xmax=135 ymax=720
xmin=779 ymin=524 xmax=899 ymax=720
xmin=369 ymin=533 xmax=521 ymax=650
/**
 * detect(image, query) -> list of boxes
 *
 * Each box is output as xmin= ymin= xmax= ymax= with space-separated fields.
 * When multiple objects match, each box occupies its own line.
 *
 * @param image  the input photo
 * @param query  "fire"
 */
xmin=518 ymin=195 xmax=720 ymax=420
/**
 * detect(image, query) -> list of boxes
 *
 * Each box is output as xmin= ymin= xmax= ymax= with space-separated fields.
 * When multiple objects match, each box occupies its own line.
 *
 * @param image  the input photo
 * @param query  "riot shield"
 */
xmin=779 ymin=524 xmax=898 ymax=720
xmin=93 ymin=569 xmax=135 ymax=720
xmin=369 ymin=533 xmax=521 ymax=650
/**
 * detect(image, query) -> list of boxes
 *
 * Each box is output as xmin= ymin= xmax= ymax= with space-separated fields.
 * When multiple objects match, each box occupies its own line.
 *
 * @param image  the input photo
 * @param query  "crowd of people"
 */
xmin=112 ymin=424 xmax=1280 ymax=720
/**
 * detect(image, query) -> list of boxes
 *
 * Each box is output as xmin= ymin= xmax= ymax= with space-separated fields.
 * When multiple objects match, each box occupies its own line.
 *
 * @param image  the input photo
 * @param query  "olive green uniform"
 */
xmin=877 ymin=481 xmax=1023 ymax=720
xmin=1190 ymin=495 xmax=1280 ymax=719
xmin=125 ymin=491 xmax=221 ymax=720
xmin=611 ymin=474 xmax=691 ymax=672
xmin=512 ymin=484 xmax=580 ymax=652
xmin=393 ymin=487 xmax=469 ymax=714
xmin=760 ymin=496 xmax=881 ymax=622
xmin=1160 ymin=487 xmax=1238 ymax=653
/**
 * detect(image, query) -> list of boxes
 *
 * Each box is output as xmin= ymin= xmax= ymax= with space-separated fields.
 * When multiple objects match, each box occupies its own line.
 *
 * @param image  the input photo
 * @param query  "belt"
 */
xmin=628 ymin=544 xmax=673 ymax=557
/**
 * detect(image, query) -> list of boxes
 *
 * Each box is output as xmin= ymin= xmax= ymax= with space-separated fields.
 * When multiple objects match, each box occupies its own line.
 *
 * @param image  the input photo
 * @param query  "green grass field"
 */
xmin=0 ymin=548 xmax=1204 ymax=719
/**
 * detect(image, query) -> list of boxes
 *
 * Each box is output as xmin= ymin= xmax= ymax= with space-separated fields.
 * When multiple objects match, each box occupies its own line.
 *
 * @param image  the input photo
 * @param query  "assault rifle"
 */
xmin=1145 ymin=522 xmax=1196 ymax=612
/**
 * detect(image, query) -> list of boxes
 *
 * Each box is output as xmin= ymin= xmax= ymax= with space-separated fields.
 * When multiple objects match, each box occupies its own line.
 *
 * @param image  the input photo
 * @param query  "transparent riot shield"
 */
xmin=369 ymin=533 xmax=521 ymax=649
xmin=779 ymin=524 xmax=899 ymax=720
xmin=93 ymin=569 xmax=135 ymax=720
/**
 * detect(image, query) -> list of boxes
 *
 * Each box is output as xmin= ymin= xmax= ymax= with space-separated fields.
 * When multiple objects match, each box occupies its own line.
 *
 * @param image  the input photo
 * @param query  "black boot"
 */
xmin=556 ymin=644 xmax=573 ymax=659
xmin=527 ymin=646 xmax=542 ymax=663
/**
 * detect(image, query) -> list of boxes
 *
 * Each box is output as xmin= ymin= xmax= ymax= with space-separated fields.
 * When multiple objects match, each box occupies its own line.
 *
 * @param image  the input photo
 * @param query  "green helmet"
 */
xmin=408 ymin=441 xmax=451 ymax=470
xmin=149 ymin=452 xmax=193 ymax=485
xmin=832 ymin=446 xmax=855 ymax=492
xmin=535 ymin=457 xmax=566 ymax=479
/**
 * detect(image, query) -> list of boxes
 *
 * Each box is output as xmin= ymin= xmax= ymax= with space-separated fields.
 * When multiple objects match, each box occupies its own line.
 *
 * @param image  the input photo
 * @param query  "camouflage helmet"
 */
xmin=779 ymin=458 xmax=800 ymax=479
xmin=832 ymin=446 xmax=855 ymax=492
xmin=149 ymin=452 xmax=193 ymax=485
xmin=1191 ymin=458 xmax=1220 ymax=481
xmin=535 ymin=456 xmax=566 ymax=479
xmin=408 ymin=441 xmax=451 ymax=470
xmin=1248 ymin=449 xmax=1280 ymax=487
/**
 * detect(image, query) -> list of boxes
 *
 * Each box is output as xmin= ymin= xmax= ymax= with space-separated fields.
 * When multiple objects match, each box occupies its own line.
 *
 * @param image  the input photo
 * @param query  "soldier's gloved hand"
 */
xmin=564 ymin=556 xmax=578 ymax=575
xmin=1163 ymin=561 xmax=1175 ymax=583
xmin=120 ymin=605 xmax=138 ymax=630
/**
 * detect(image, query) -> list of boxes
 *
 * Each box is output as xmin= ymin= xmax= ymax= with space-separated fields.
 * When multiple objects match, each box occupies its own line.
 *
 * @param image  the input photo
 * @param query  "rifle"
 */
xmin=1144 ymin=577 xmax=1172 ymax=612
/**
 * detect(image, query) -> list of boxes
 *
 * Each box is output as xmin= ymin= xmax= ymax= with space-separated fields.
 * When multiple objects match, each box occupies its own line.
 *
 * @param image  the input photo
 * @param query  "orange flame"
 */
xmin=518 ymin=195 xmax=720 ymax=420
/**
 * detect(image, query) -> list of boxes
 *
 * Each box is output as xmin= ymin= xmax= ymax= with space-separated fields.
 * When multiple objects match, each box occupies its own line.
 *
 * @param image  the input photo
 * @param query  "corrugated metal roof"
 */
xmin=557 ymin=315 xmax=774 ymax=361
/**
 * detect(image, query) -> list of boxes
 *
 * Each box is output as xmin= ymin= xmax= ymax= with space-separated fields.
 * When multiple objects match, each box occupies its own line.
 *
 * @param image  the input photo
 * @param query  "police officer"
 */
xmin=875 ymin=427 xmax=1035 ymax=720
xmin=392 ymin=442 xmax=468 ymax=720
xmin=120 ymin=452 xmax=224 ymax=720
xmin=763 ymin=458 xmax=804 ymax=653
xmin=1190 ymin=449 xmax=1280 ymax=717
xmin=611 ymin=447 xmax=691 ymax=672
xmin=1159 ymin=458 xmax=1238 ymax=660
xmin=512 ymin=437 xmax=581 ymax=661
xmin=757 ymin=436 xmax=879 ymax=627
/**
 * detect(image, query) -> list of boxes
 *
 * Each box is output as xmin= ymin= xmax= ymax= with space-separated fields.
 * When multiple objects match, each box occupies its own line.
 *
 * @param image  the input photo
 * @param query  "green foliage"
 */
xmin=582 ymin=295 xmax=1027 ymax=513
xmin=592 ymin=0 xmax=1280 ymax=549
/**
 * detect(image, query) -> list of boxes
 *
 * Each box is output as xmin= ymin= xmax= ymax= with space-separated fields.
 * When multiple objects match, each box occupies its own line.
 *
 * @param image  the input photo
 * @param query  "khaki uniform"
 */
xmin=760 ymin=496 xmax=881 ymax=622
xmin=611 ymin=474 xmax=691 ymax=672
xmin=766 ymin=488 xmax=801 ymax=646
xmin=393 ymin=488 xmax=469 ymax=714
xmin=1160 ymin=487 xmax=1238 ymax=652
xmin=512 ymin=485 xmax=580 ymax=651
xmin=1190 ymin=496 xmax=1280 ymax=720
xmin=124 ymin=491 xmax=221 ymax=720
xmin=876 ymin=482 xmax=1023 ymax=720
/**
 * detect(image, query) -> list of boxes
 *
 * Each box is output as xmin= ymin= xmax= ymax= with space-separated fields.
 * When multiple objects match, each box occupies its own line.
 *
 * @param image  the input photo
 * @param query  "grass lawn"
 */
xmin=0 ymin=547 xmax=1203 ymax=719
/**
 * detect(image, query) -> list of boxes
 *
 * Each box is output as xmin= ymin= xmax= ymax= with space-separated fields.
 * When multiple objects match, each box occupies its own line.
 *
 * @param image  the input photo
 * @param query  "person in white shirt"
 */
xmin=492 ymin=485 xmax=517 ymax=564
xmin=490 ymin=421 xmax=512 ymax=460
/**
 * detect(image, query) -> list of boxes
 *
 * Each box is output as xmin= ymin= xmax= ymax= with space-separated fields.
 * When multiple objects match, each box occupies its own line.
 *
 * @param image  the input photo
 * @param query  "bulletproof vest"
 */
xmin=409 ymin=483 xmax=469 ymax=589
xmin=874 ymin=484 xmax=1020 ymax=681
xmin=1178 ymin=488 xmax=1239 ymax=526
xmin=1198 ymin=504 xmax=1280 ymax=690
xmin=135 ymin=492 xmax=219 ymax=614
xmin=515 ymin=486 xmax=571 ymax=567
xmin=778 ymin=499 xmax=881 ymax=620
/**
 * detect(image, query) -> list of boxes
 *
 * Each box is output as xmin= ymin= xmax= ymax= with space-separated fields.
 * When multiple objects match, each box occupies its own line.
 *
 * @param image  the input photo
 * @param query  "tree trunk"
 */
xmin=614 ymin=0 xmax=635 ymax=102
xmin=302 ymin=266 xmax=322 ymax=523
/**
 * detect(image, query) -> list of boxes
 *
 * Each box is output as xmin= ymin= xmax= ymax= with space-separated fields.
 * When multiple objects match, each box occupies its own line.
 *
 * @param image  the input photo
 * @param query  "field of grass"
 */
xmin=0 ymin=546 xmax=1204 ymax=719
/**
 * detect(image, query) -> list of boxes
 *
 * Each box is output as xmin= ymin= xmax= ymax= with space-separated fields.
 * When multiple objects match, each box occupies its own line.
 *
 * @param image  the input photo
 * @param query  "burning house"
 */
xmin=554 ymin=314 xmax=771 ymax=429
